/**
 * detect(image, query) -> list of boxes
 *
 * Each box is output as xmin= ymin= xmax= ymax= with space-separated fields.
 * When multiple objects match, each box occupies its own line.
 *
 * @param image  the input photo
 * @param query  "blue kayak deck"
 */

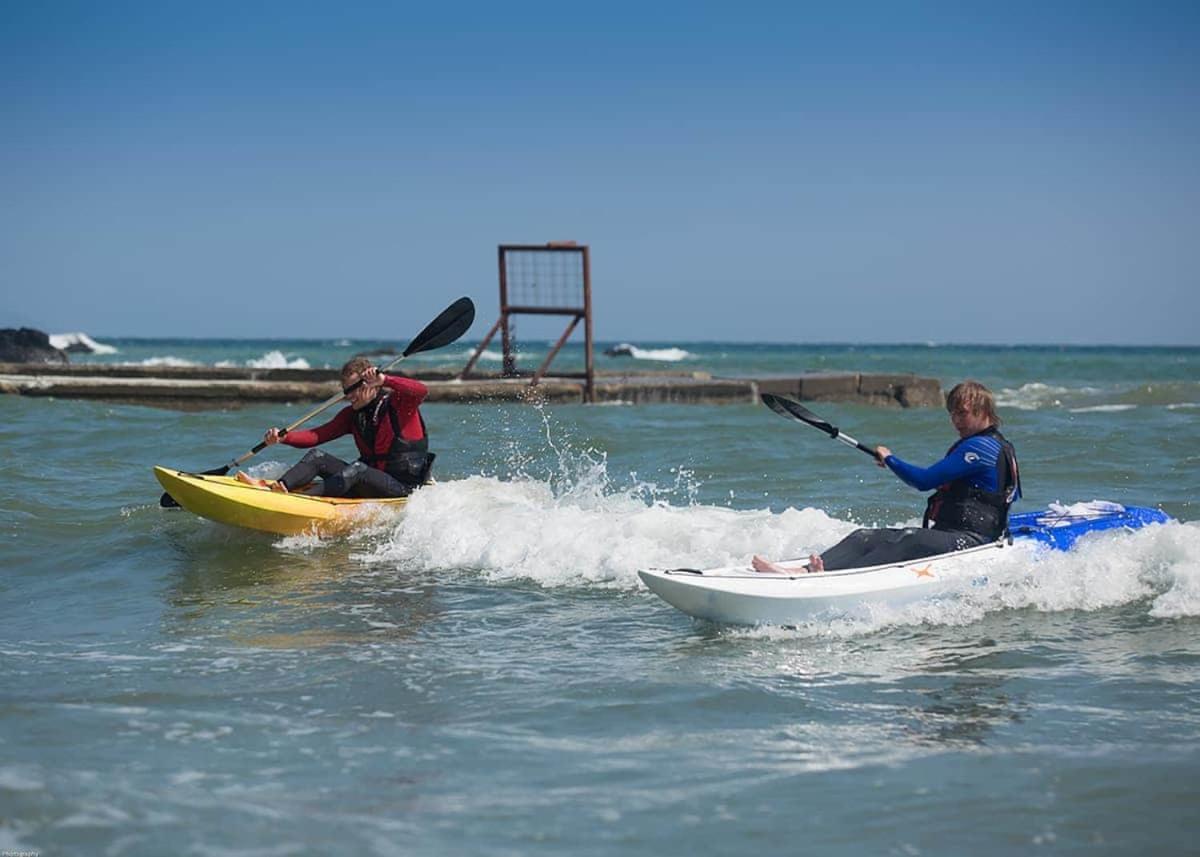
xmin=1010 ymin=504 xmax=1171 ymax=550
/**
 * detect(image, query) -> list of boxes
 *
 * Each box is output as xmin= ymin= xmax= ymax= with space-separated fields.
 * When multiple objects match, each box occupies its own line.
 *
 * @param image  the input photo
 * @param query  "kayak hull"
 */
xmin=638 ymin=540 xmax=1011 ymax=626
xmin=154 ymin=466 xmax=408 ymax=536
xmin=639 ymin=503 xmax=1172 ymax=627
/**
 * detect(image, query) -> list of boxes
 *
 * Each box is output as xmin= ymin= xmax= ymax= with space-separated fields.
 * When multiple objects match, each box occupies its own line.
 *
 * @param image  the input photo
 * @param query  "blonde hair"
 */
xmin=340 ymin=357 xmax=373 ymax=382
xmin=946 ymin=380 xmax=1000 ymax=426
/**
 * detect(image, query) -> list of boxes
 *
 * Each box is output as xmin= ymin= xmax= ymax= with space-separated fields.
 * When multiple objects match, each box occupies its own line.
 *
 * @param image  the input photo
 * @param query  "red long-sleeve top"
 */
xmin=283 ymin=375 xmax=428 ymax=469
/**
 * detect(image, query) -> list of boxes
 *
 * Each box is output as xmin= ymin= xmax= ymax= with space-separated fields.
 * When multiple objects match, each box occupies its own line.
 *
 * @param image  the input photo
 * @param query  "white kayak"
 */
xmin=637 ymin=503 xmax=1172 ymax=627
xmin=638 ymin=540 xmax=1014 ymax=627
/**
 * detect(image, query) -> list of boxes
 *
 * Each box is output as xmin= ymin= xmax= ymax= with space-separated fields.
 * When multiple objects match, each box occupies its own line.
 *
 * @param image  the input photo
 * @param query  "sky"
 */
xmin=2 ymin=1 xmax=1198 ymax=345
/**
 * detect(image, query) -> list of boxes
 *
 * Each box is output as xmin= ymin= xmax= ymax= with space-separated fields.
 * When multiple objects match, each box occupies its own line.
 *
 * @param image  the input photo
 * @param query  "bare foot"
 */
xmin=235 ymin=471 xmax=269 ymax=488
xmin=752 ymin=555 xmax=794 ymax=574
xmin=751 ymin=554 xmax=826 ymax=574
xmin=236 ymin=471 xmax=286 ymax=492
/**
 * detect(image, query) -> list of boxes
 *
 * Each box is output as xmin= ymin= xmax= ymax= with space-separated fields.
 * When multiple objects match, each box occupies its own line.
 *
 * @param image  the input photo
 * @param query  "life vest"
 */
xmin=353 ymin=392 xmax=434 ymax=485
xmin=922 ymin=427 xmax=1021 ymax=541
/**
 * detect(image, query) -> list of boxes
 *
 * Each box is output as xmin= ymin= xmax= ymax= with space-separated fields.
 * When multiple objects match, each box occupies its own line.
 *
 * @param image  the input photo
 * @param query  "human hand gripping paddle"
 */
xmin=159 ymin=297 xmax=476 ymax=508
xmin=759 ymin=393 xmax=887 ymax=463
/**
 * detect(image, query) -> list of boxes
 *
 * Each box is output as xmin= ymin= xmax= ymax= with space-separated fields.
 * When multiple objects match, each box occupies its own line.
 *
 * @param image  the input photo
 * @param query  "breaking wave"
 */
xmin=998 ymin=381 xmax=1200 ymax=412
xmin=605 ymin=343 xmax=693 ymax=362
xmin=216 ymin=350 xmax=311 ymax=369
xmin=340 ymin=426 xmax=1200 ymax=631
xmin=48 ymin=332 xmax=118 ymax=354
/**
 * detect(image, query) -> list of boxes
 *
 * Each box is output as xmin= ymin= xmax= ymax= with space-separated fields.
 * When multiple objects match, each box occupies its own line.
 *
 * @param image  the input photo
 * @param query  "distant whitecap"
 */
xmin=604 ymin=343 xmax=692 ymax=362
xmin=245 ymin=350 xmax=311 ymax=369
xmin=135 ymin=356 xmax=200 ymax=367
xmin=1068 ymin=404 xmax=1137 ymax=413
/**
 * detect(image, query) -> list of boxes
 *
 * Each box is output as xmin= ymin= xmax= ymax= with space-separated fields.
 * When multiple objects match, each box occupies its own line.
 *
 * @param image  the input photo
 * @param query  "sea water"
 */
xmin=1 ymin=342 xmax=1198 ymax=855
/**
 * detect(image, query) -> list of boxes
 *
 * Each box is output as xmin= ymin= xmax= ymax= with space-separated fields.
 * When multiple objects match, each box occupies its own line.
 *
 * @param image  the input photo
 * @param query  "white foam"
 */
xmin=245 ymin=350 xmax=310 ymax=369
xmin=215 ymin=351 xmax=311 ymax=369
xmin=360 ymin=470 xmax=856 ymax=588
xmin=995 ymin=382 xmax=1074 ymax=410
xmin=48 ymin=331 xmax=118 ymax=354
xmin=254 ymin=411 xmax=1200 ymax=629
xmin=630 ymin=346 xmax=691 ymax=362
xmin=1068 ymin=404 xmax=1136 ymax=413
xmin=363 ymin=461 xmax=1199 ymax=628
xmin=733 ymin=521 xmax=1200 ymax=637
xmin=608 ymin=343 xmax=693 ymax=362
xmin=1143 ymin=523 xmax=1200 ymax=618
xmin=132 ymin=356 xmax=201 ymax=367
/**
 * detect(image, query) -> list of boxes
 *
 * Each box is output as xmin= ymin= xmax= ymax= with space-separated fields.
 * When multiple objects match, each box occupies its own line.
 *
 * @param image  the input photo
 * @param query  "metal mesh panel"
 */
xmin=503 ymin=248 xmax=586 ymax=310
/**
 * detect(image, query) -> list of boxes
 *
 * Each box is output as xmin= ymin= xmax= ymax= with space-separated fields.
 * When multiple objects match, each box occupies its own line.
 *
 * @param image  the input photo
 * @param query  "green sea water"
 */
xmin=1 ymin=342 xmax=1198 ymax=855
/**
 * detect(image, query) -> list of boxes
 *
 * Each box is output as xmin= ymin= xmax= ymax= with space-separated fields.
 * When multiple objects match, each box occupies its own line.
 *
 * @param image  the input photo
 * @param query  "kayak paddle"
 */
xmin=159 ymin=296 xmax=476 ymax=508
xmin=760 ymin=393 xmax=881 ymax=459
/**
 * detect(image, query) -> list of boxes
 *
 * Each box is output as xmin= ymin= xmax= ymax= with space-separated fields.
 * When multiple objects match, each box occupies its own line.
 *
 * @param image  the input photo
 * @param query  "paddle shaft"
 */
xmin=832 ymin=429 xmax=877 ymax=458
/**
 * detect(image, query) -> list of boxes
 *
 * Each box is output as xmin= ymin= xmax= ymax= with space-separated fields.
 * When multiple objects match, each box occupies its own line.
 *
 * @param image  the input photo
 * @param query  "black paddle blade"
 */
xmin=403 ymin=297 xmax=475 ymax=357
xmin=760 ymin=393 xmax=839 ymax=437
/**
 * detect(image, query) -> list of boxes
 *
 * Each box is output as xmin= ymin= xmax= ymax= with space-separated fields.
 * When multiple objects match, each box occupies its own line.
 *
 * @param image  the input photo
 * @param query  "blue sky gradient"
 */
xmin=3 ymin=1 xmax=1198 ymax=344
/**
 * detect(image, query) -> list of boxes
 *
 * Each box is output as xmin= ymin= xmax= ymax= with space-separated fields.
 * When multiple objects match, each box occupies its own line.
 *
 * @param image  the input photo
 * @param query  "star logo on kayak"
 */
xmin=913 ymin=566 xmax=934 ymax=578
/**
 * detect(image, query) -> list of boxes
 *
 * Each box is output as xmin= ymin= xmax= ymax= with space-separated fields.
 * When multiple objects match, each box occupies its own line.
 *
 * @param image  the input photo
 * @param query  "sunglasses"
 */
xmin=342 ymin=378 xmax=366 ymax=396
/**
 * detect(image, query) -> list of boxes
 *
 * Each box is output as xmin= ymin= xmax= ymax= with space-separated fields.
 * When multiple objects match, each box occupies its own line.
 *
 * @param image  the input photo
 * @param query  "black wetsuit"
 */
xmin=281 ymin=449 xmax=419 ymax=498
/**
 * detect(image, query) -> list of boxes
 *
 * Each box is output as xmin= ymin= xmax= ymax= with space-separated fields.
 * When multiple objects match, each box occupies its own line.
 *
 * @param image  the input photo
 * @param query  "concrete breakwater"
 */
xmin=0 ymin=362 xmax=943 ymax=409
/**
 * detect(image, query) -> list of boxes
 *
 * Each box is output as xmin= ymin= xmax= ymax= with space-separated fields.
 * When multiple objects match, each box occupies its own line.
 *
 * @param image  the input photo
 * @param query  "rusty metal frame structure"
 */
xmin=460 ymin=242 xmax=594 ymax=402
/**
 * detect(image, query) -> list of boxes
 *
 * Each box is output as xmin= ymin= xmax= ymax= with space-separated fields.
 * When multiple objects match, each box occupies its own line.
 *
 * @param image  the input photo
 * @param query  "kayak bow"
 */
xmin=153 ymin=466 xmax=409 ymax=536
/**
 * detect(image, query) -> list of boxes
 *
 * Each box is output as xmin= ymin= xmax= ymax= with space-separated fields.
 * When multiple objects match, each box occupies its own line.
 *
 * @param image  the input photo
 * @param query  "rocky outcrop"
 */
xmin=0 ymin=328 xmax=68 ymax=364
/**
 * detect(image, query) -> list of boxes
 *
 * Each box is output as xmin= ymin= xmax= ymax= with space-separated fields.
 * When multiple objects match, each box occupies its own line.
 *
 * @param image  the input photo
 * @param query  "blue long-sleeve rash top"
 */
xmin=885 ymin=435 xmax=1006 ymax=494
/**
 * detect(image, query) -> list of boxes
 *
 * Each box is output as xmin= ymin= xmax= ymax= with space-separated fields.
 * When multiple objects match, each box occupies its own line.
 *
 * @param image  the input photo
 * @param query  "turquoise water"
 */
xmin=2 ymin=342 xmax=1199 ymax=855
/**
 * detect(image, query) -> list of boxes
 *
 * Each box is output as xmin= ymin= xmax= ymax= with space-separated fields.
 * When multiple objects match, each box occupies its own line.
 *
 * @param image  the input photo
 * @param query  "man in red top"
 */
xmin=236 ymin=357 xmax=432 ymax=498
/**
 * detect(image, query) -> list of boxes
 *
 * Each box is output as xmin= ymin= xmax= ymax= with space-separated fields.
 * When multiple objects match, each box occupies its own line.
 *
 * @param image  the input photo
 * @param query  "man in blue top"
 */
xmin=753 ymin=380 xmax=1021 ymax=573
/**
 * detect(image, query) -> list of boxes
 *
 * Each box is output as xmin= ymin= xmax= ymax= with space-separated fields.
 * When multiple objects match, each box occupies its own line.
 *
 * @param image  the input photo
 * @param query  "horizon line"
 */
xmin=54 ymin=334 xmax=1200 ymax=350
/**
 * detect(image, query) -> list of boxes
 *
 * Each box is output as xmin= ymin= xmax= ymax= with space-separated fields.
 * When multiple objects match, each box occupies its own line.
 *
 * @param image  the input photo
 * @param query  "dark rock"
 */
xmin=0 ymin=328 xmax=69 ymax=364
xmin=604 ymin=343 xmax=635 ymax=357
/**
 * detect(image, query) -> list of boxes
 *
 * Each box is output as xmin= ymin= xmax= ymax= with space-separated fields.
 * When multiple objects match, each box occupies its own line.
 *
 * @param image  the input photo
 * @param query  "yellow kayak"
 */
xmin=154 ymin=466 xmax=409 ymax=536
